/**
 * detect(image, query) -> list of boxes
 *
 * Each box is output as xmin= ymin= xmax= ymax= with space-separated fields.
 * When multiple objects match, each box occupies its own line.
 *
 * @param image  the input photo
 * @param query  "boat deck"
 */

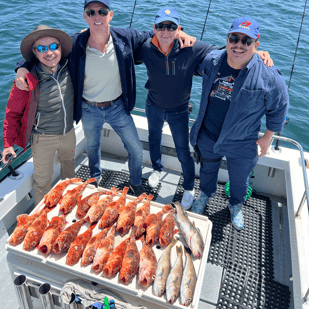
xmin=1 ymin=150 xmax=294 ymax=309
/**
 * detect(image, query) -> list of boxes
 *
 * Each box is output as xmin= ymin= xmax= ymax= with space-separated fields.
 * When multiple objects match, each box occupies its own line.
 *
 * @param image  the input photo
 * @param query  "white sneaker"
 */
xmin=148 ymin=170 xmax=161 ymax=188
xmin=181 ymin=188 xmax=196 ymax=210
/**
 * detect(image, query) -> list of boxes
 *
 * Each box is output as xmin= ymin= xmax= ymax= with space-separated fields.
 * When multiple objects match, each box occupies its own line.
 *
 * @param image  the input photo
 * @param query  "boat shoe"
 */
xmin=228 ymin=203 xmax=244 ymax=230
xmin=191 ymin=190 xmax=209 ymax=214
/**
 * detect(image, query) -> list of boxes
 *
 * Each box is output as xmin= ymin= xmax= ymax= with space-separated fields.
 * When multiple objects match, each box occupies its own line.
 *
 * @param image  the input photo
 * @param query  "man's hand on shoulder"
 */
xmin=178 ymin=30 xmax=196 ymax=49
xmin=15 ymin=68 xmax=30 ymax=91
xmin=256 ymin=50 xmax=274 ymax=67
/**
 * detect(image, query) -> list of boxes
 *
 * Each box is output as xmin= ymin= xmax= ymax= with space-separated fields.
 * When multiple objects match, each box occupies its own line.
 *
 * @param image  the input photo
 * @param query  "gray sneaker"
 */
xmin=181 ymin=188 xmax=196 ymax=210
xmin=191 ymin=191 xmax=209 ymax=214
xmin=148 ymin=170 xmax=161 ymax=188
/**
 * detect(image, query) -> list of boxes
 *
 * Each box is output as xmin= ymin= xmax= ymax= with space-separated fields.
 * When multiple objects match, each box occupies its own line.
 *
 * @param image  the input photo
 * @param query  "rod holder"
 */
xmin=13 ymin=274 xmax=33 ymax=309
xmin=39 ymin=283 xmax=55 ymax=309
xmin=61 ymin=293 xmax=85 ymax=309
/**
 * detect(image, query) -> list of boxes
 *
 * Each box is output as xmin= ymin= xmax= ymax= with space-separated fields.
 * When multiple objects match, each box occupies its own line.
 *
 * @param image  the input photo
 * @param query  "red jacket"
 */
xmin=3 ymin=72 xmax=39 ymax=151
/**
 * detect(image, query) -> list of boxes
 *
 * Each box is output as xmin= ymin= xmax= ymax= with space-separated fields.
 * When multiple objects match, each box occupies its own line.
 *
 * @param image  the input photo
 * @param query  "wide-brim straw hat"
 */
xmin=20 ymin=25 xmax=72 ymax=62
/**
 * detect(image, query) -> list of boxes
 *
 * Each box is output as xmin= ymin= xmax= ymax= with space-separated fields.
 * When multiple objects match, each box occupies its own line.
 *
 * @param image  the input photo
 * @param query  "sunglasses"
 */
xmin=228 ymin=34 xmax=256 ymax=46
xmin=34 ymin=43 xmax=61 ymax=53
xmin=85 ymin=9 xmax=110 ymax=17
xmin=155 ymin=23 xmax=178 ymax=32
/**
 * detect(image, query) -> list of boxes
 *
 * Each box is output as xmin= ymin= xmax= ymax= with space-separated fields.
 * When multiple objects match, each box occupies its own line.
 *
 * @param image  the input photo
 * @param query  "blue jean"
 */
xmin=197 ymin=134 xmax=258 ymax=206
xmin=81 ymin=97 xmax=143 ymax=186
xmin=146 ymin=101 xmax=195 ymax=191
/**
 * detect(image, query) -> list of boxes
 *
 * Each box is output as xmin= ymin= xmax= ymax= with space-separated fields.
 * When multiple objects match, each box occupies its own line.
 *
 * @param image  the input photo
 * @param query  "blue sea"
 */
xmin=0 ymin=0 xmax=308 ymax=152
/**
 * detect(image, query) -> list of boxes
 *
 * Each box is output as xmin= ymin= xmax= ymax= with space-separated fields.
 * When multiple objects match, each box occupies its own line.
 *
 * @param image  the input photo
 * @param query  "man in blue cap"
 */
xmin=135 ymin=11 xmax=272 ymax=209
xmin=190 ymin=17 xmax=289 ymax=230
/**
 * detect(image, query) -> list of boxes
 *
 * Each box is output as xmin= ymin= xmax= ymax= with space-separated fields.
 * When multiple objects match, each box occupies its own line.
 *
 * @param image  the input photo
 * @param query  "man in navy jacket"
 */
xmin=190 ymin=17 xmax=289 ymax=230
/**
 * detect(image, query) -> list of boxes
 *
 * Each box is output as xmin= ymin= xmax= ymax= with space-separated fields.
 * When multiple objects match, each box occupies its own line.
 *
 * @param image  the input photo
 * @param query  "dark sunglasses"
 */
xmin=155 ymin=23 xmax=178 ymax=32
xmin=228 ymin=34 xmax=256 ymax=46
xmin=85 ymin=9 xmax=110 ymax=17
xmin=34 ymin=43 xmax=61 ymax=53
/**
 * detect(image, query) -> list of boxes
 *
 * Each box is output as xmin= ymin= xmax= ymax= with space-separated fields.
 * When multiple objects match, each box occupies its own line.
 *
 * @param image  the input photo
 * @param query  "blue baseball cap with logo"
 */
xmin=154 ymin=8 xmax=180 ymax=25
xmin=227 ymin=16 xmax=260 ymax=39
xmin=84 ymin=0 xmax=110 ymax=10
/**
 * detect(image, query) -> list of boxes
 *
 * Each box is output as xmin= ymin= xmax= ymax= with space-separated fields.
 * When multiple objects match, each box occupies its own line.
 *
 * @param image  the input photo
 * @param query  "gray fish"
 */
xmin=166 ymin=245 xmax=183 ymax=304
xmin=153 ymin=237 xmax=178 ymax=297
xmin=180 ymin=248 xmax=197 ymax=306
xmin=173 ymin=201 xmax=204 ymax=258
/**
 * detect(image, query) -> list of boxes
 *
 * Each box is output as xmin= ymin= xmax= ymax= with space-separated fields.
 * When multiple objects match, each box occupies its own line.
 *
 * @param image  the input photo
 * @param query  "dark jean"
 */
xmin=146 ymin=101 xmax=195 ymax=190
xmin=81 ymin=97 xmax=143 ymax=186
xmin=197 ymin=134 xmax=259 ymax=206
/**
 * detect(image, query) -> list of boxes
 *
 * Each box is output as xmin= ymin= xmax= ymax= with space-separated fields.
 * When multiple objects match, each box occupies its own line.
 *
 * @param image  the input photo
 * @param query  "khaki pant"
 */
xmin=32 ymin=127 xmax=76 ymax=206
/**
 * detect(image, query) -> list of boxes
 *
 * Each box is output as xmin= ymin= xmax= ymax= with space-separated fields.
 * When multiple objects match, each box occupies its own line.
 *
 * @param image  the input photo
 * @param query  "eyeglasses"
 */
xmin=155 ymin=23 xmax=178 ymax=32
xmin=228 ymin=34 xmax=256 ymax=46
xmin=34 ymin=43 xmax=61 ymax=53
xmin=85 ymin=9 xmax=110 ymax=17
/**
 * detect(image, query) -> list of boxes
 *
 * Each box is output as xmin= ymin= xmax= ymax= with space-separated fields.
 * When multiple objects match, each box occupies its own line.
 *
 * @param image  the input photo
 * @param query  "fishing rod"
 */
xmin=275 ymin=0 xmax=307 ymax=150
xmin=200 ymin=0 xmax=212 ymax=40
xmin=129 ymin=0 xmax=138 ymax=28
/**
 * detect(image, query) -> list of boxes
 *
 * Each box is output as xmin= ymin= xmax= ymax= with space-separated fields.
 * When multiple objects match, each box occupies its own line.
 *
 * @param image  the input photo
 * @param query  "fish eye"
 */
xmin=89 ymin=257 xmax=93 ymax=261
xmin=31 ymin=241 xmax=36 ymax=247
xmin=55 ymin=198 xmax=58 ymax=202
xmin=152 ymin=275 xmax=155 ymax=280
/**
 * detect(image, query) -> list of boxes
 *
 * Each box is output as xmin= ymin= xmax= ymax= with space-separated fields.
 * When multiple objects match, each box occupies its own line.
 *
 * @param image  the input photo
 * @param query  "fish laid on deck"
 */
xmin=133 ymin=194 xmax=153 ymax=238
xmin=8 ymin=211 xmax=42 ymax=246
xmin=145 ymin=204 xmax=173 ymax=245
xmin=159 ymin=208 xmax=177 ymax=247
xmin=38 ymin=215 xmax=66 ymax=254
xmin=43 ymin=178 xmax=82 ymax=208
xmin=53 ymin=218 xmax=86 ymax=254
xmin=76 ymin=190 xmax=108 ymax=219
xmin=166 ymin=245 xmax=183 ymax=304
xmin=66 ymin=223 xmax=97 ymax=266
xmin=85 ymin=187 xmax=120 ymax=223
xmin=180 ymin=248 xmax=197 ymax=307
xmin=153 ymin=237 xmax=178 ymax=297
xmin=92 ymin=225 xmax=116 ymax=273
xmin=99 ymin=187 xmax=128 ymax=229
xmin=116 ymin=193 xmax=147 ymax=236
xmin=138 ymin=235 xmax=157 ymax=288
xmin=23 ymin=209 xmax=49 ymax=251
xmin=81 ymin=227 xmax=110 ymax=267
xmin=119 ymin=229 xmax=140 ymax=284
xmin=102 ymin=238 xmax=128 ymax=277
xmin=59 ymin=178 xmax=96 ymax=214
xmin=173 ymin=201 xmax=204 ymax=258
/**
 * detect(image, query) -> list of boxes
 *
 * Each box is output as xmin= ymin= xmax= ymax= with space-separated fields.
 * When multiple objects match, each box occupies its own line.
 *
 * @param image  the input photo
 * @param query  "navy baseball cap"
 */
xmin=84 ymin=0 xmax=110 ymax=10
xmin=154 ymin=8 xmax=180 ymax=25
xmin=227 ymin=16 xmax=260 ymax=39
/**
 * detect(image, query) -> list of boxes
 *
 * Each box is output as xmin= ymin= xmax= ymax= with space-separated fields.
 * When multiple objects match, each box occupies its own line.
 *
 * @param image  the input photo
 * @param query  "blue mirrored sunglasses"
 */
xmin=85 ymin=9 xmax=110 ymax=17
xmin=34 ymin=43 xmax=61 ymax=53
xmin=155 ymin=23 xmax=178 ymax=31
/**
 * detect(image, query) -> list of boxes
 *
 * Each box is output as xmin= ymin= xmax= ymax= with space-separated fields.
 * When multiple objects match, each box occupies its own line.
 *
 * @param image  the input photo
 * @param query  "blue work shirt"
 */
xmin=190 ymin=49 xmax=289 ymax=158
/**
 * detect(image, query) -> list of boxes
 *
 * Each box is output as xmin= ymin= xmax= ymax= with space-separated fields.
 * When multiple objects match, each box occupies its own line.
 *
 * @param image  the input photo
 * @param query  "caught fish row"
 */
xmin=8 ymin=178 xmax=206 ymax=307
xmin=154 ymin=238 xmax=197 ymax=306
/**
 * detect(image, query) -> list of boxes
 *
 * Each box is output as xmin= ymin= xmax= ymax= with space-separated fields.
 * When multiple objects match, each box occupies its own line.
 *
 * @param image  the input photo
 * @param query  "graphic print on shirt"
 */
xmin=210 ymin=74 xmax=236 ymax=101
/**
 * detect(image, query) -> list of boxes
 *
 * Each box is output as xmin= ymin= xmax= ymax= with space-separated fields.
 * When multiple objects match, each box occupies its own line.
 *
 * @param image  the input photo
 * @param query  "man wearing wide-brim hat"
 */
xmin=2 ymin=25 xmax=76 ymax=206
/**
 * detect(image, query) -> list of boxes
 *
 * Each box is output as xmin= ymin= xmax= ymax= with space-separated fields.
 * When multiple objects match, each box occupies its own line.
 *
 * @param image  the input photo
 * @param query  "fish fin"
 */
xmin=174 ymin=229 xmax=179 ymax=235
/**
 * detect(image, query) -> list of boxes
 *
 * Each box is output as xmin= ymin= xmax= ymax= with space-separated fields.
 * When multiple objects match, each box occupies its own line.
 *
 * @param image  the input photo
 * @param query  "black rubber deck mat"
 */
xmin=173 ymin=176 xmax=290 ymax=309
xmin=75 ymin=164 xmax=161 ymax=200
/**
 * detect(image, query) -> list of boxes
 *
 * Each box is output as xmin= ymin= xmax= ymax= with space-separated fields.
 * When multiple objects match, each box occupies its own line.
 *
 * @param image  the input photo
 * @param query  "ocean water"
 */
xmin=0 ymin=0 xmax=308 ymax=153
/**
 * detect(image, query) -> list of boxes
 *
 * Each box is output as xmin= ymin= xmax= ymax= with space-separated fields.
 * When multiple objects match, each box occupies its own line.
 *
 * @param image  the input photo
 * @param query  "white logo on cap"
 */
xmin=165 ymin=9 xmax=171 ymax=14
